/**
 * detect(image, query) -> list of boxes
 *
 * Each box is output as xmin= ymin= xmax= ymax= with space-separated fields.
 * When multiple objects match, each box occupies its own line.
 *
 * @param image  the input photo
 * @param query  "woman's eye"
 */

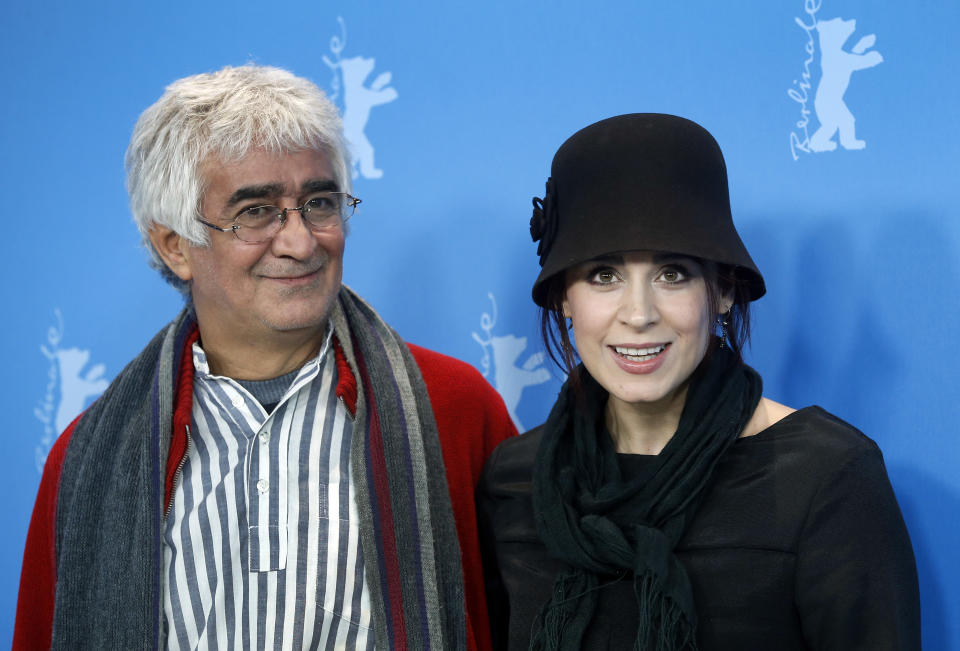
xmin=588 ymin=267 xmax=619 ymax=284
xmin=658 ymin=266 xmax=687 ymax=283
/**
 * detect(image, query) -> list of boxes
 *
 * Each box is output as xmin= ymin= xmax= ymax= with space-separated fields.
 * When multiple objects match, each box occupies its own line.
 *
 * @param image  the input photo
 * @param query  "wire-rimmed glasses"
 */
xmin=198 ymin=191 xmax=361 ymax=243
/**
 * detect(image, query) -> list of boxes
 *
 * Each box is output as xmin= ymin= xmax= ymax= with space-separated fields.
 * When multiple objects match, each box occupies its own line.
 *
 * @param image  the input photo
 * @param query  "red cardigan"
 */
xmin=15 ymin=333 xmax=516 ymax=650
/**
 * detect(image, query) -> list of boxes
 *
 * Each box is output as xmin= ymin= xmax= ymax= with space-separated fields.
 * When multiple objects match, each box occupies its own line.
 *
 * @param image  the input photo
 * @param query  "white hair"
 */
xmin=125 ymin=64 xmax=350 ymax=292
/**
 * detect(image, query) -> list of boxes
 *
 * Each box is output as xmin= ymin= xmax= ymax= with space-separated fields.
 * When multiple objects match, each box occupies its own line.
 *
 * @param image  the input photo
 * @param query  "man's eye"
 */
xmin=305 ymin=195 xmax=337 ymax=212
xmin=238 ymin=205 xmax=277 ymax=222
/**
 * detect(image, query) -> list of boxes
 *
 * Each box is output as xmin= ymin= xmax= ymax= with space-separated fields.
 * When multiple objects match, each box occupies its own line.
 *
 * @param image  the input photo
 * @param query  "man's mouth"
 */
xmin=263 ymin=265 xmax=323 ymax=281
xmin=613 ymin=344 xmax=668 ymax=362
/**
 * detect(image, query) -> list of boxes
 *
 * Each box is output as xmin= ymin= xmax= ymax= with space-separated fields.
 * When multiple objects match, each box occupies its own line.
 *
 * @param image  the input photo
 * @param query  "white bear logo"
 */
xmin=35 ymin=310 xmax=108 ymax=471
xmin=473 ymin=294 xmax=550 ymax=431
xmin=54 ymin=348 xmax=108 ymax=433
xmin=324 ymin=17 xmax=398 ymax=180
xmin=809 ymin=17 xmax=883 ymax=152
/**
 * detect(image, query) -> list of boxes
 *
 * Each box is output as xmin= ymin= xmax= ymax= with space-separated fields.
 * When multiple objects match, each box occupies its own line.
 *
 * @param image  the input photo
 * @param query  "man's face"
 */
xmin=180 ymin=148 xmax=345 ymax=346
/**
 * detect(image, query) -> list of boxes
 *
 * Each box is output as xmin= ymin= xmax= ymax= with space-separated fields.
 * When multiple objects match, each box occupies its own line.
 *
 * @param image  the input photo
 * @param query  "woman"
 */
xmin=478 ymin=114 xmax=920 ymax=650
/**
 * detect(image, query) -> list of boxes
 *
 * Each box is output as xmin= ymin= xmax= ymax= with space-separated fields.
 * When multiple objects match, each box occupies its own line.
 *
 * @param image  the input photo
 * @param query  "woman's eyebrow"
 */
xmin=652 ymin=253 xmax=696 ymax=264
xmin=587 ymin=254 xmax=624 ymax=265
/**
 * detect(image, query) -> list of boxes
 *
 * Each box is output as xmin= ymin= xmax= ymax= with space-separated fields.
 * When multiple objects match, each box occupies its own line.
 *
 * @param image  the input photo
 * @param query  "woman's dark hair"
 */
xmin=539 ymin=260 xmax=754 ymax=378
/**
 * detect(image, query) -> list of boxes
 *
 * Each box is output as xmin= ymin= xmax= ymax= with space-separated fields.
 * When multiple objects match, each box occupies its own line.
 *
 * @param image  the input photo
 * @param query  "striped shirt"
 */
xmin=162 ymin=330 xmax=375 ymax=650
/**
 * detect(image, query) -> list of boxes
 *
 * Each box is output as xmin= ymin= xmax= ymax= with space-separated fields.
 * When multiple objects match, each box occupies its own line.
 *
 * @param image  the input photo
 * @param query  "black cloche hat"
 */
xmin=530 ymin=113 xmax=765 ymax=307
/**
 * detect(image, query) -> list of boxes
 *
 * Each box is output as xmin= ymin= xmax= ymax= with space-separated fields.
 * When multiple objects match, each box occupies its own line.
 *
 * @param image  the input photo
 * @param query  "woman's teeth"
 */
xmin=614 ymin=344 xmax=666 ymax=361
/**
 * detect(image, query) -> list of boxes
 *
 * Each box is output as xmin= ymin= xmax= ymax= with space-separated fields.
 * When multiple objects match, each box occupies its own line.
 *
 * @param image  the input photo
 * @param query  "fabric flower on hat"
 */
xmin=530 ymin=177 xmax=558 ymax=266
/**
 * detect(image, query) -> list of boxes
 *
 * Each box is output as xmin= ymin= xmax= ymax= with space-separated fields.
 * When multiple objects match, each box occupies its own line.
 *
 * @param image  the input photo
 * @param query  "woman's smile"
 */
xmin=610 ymin=342 xmax=671 ymax=373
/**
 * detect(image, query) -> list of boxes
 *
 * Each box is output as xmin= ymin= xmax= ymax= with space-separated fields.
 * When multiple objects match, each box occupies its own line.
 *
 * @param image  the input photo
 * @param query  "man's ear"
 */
xmin=148 ymin=225 xmax=193 ymax=282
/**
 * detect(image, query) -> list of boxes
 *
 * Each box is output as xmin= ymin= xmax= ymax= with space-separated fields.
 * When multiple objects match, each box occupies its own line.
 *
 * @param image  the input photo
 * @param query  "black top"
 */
xmin=477 ymin=407 xmax=920 ymax=650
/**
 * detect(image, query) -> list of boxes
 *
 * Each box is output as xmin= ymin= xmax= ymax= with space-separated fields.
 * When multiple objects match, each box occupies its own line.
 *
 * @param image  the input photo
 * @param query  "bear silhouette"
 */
xmin=55 ymin=347 xmax=108 ymax=433
xmin=336 ymin=55 xmax=398 ymax=179
xmin=490 ymin=334 xmax=550 ymax=431
xmin=809 ymin=17 xmax=883 ymax=152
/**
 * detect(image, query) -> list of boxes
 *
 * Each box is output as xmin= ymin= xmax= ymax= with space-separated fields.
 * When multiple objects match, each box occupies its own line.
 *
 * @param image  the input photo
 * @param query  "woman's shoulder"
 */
xmin=741 ymin=404 xmax=883 ymax=462
xmin=741 ymin=397 xmax=795 ymax=438
xmin=481 ymin=424 xmax=546 ymax=490
xmin=493 ymin=423 xmax=546 ymax=456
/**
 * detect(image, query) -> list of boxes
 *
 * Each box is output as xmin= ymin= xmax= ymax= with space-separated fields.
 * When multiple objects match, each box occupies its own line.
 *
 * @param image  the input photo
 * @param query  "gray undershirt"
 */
xmin=236 ymin=369 xmax=300 ymax=413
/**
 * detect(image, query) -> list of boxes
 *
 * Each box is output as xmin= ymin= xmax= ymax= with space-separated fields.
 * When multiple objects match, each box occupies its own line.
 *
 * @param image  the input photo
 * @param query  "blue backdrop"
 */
xmin=4 ymin=1 xmax=958 ymax=647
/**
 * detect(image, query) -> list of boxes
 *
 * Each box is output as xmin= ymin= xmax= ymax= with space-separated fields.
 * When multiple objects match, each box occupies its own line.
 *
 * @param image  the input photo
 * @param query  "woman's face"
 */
xmin=563 ymin=251 xmax=723 ymax=412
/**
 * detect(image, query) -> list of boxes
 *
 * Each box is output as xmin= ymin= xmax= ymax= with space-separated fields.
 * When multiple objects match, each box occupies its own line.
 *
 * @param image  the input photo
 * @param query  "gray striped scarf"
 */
xmin=51 ymin=287 xmax=467 ymax=649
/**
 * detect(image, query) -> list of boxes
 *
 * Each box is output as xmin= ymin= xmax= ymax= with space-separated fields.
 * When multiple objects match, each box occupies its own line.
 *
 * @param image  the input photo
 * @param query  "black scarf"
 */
xmin=530 ymin=347 xmax=762 ymax=650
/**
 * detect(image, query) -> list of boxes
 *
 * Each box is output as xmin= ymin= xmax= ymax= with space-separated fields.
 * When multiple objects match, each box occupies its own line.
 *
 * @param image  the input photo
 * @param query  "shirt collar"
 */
xmin=192 ymin=324 xmax=334 ymax=384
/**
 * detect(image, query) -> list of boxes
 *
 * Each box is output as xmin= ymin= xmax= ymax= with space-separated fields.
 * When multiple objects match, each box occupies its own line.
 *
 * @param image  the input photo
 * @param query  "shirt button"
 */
xmin=231 ymin=395 xmax=244 ymax=408
xmin=259 ymin=430 xmax=270 ymax=444
xmin=257 ymin=479 xmax=269 ymax=493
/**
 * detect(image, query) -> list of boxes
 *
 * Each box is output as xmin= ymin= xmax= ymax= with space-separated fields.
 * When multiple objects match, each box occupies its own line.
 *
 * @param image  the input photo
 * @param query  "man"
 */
xmin=15 ymin=65 xmax=515 ymax=650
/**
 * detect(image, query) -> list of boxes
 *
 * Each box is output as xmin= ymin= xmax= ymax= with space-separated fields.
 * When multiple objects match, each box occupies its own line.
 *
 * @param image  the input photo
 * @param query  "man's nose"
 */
xmin=271 ymin=207 xmax=319 ymax=257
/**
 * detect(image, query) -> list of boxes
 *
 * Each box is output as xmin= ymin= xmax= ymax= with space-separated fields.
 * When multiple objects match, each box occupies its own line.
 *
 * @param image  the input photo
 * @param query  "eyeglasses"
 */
xmin=198 ymin=192 xmax=361 ymax=243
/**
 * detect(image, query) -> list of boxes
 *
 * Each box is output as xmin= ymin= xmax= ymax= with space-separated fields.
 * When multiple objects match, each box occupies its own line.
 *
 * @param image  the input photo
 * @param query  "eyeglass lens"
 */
xmin=232 ymin=192 xmax=357 ymax=242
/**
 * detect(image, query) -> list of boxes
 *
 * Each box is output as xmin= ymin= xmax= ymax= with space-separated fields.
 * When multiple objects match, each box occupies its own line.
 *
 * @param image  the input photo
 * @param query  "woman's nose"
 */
xmin=618 ymin=283 xmax=659 ymax=328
